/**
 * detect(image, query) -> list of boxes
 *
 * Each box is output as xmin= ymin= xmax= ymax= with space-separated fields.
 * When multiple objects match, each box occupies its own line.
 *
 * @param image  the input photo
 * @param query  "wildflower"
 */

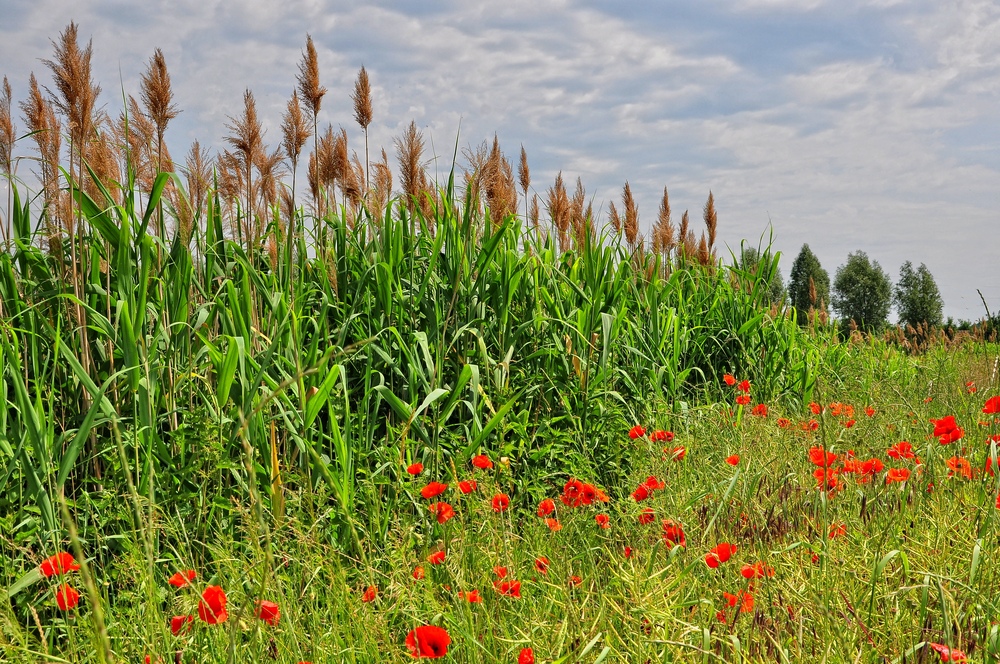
xmin=705 ymin=543 xmax=737 ymax=568
xmin=458 ymin=589 xmax=482 ymax=603
xmin=494 ymin=566 xmax=508 ymax=579
xmin=255 ymin=600 xmax=280 ymax=626
xmin=168 ymin=570 xmax=196 ymax=588
xmin=967 ymin=381 xmax=977 ymax=393
xmin=628 ymin=425 xmax=646 ymax=439
xmin=561 ymin=478 xmax=585 ymax=507
xmin=645 ymin=475 xmax=665 ymax=491
xmin=55 ymin=584 xmax=80 ymax=611
xmin=738 ymin=379 xmax=751 ymax=393
xmin=740 ymin=562 xmax=774 ymax=579
xmin=170 ymin=614 xmax=194 ymax=636
xmin=492 ymin=493 xmax=510 ymax=513
xmin=984 ymin=396 xmax=1000 ymax=414
xmin=724 ymin=374 xmax=737 ymax=386
xmin=829 ymin=522 xmax=847 ymax=538
xmin=638 ymin=508 xmax=655 ymax=525
xmin=813 ymin=467 xmax=840 ymax=492
xmin=723 ymin=590 xmax=754 ymax=613
xmin=537 ymin=499 xmax=555 ymax=517
xmin=362 ymin=585 xmax=378 ymax=603
xmin=777 ymin=418 xmax=791 ymax=428
xmin=494 ymin=580 xmax=521 ymax=597
xmin=809 ymin=402 xmax=822 ymax=415
xmin=887 ymin=441 xmax=915 ymax=460
xmin=405 ymin=625 xmax=451 ymax=659
xmin=518 ymin=648 xmax=535 ymax=664
xmin=865 ymin=406 xmax=875 ymax=417
xmin=427 ymin=551 xmax=446 ymax=565
xmin=595 ymin=513 xmax=610 ymax=529
xmin=651 ymin=429 xmax=674 ymax=442
xmin=412 ymin=566 xmax=425 ymax=580
xmin=545 ymin=518 xmax=562 ymax=532
xmin=568 ymin=575 xmax=582 ymax=587
xmin=808 ymin=447 xmax=837 ymax=468
xmin=534 ymin=557 xmax=549 ymax=574
xmin=931 ymin=415 xmax=964 ymax=444
xmin=428 ymin=501 xmax=455 ymax=524
xmin=670 ymin=446 xmax=687 ymax=460
xmin=472 ymin=454 xmax=493 ymax=470
xmin=928 ymin=642 xmax=968 ymax=662
xmin=420 ymin=482 xmax=448 ymax=499
xmin=661 ymin=520 xmax=686 ymax=548
xmin=623 ymin=546 xmax=633 ymax=558
xmin=726 ymin=455 xmax=740 ymax=466
xmin=197 ymin=586 xmax=228 ymax=625
xmin=843 ymin=419 xmax=855 ymax=428
xmin=458 ymin=479 xmax=478 ymax=494
xmin=751 ymin=404 xmax=768 ymax=417
xmin=406 ymin=462 xmax=424 ymax=475
xmin=631 ymin=484 xmax=650 ymax=502
xmin=39 ymin=552 xmax=80 ymax=578
xmin=946 ymin=456 xmax=973 ymax=480
xmin=806 ymin=419 xmax=819 ymax=431
xmin=735 ymin=395 xmax=751 ymax=406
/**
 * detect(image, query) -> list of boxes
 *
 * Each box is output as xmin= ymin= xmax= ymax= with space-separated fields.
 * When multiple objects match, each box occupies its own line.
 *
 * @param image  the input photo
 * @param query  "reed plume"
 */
xmin=21 ymin=73 xmax=62 ymax=250
xmin=224 ymin=89 xmax=265 ymax=246
xmin=569 ymin=177 xmax=587 ymax=250
xmin=0 ymin=77 xmax=14 ymax=244
xmin=546 ymin=172 xmax=570 ymax=252
xmin=518 ymin=145 xmax=530 ymax=221
xmin=117 ymin=96 xmax=155 ymax=189
xmin=182 ymin=140 xmax=210 ymax=243
xmin=369 ymin=148 xmax=393 ymax=224
xmin=484 ymin=136 xmax=517 ymax=227
xmin=139 ymin=49 xmax=179 ymax=174
xmin=529 ymin=194 xmax=539 ymax=237
xmin=608 ymin=201 xmax=621 ymax=235
xmin=703 ymin=190 xmax=717 ymax=251
xmin=395 ymin=120 xmax=425 ymax=217
xmin=678 ymin=210 xmax=690 ymax=260
xmin=297 ymin=34 xmax=326 ymax=211
xmin=351 ymin=65 xmax=372 ymax=187
xmin=622 ymin=181 xmax=638 ymax=248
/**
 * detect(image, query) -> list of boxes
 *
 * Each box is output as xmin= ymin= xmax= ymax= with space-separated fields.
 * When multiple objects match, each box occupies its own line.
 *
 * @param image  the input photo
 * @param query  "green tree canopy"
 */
xmin=788 ymin=244 xmax=830 ymax=321
xmin=832 ymin=251 xmax=893 ymax=332
xmin=895 ymin=261 xmax=944 ymax=328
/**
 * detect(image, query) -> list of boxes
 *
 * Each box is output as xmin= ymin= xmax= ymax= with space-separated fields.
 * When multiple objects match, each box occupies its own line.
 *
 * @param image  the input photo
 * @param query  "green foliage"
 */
xmin=737 ymin=246 xmax=785 ymax=307
xmin=788 ymin=243 xmax=830 ymax=321
xmin=832 ymin=250 xmax=893 ymax=332
xmin=895 ymin=261 xmax=944 ymax=328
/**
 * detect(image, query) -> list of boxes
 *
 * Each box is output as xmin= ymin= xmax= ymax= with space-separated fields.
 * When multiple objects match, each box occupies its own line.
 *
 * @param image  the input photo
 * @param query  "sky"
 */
xmin=1 ymin=0 xmax=998 ymax=320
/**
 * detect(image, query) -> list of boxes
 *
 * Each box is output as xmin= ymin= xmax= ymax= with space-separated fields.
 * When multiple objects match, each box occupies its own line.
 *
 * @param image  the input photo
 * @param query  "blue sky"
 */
xmin=2 ymin=0 xmax=999 ymax=319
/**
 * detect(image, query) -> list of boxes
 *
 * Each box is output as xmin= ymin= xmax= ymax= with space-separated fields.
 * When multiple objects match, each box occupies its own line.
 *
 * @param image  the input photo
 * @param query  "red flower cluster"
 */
xmin=651 ymin=429 xmax=674 ymax=442
xmin=931 ymin=415 xmax=964 ymax=445
xmin=559 ymin=478 xmax=606 ymax=507
xmin=428 ymin=502 xmax=455 ymax=524
xmin=983 ymin=395 xmax=1000 ymax=414
xmin=887 ymin=441 xmax=916 ymax=460
xmin=662 ymin=520 xmax=686 ymax=548
xmin=705 ymin=543 xmax=737 ymax=569
xmin=40 ymin=553 xmax=82 ymax=611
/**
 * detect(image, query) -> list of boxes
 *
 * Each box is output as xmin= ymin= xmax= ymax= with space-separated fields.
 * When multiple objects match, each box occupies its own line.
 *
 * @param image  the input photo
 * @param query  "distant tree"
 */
xmin=738 ymin=247 xmax=786 ymax=306
xmin=895 ymin=261 xmax=943 ymax=329
xmin=788 ymin=244 xmax=830 ymax=322
xmin=832 ymin=251 xmax=893 ymax=332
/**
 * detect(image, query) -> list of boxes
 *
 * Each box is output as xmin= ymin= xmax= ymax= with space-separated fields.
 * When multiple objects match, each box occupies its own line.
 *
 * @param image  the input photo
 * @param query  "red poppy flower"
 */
xmin=594 ymin=487 xmax=610 ymax=502
xmin=661 ymin=520 xmax=686 ymax=548
xmin=362 ymin=585 xmax=378 ymax=603
xmin=631 ymin=484 xmax=650 ymax=502
xmin=537 ymin=499 xmax=555 ymax=517
xmin=55 ymin=584 xmax=80 ymax=611
xmin=518 ymin=648 xmax=535 ymax=664
xmin=494 ymin=580 xmax=521 ymax=597
xmin=651 ymin=429 xmax=674 ymax=442
xmin=255 ymin=600 xmax=280 ymax=626
xmin=735 ymin=395 xmax=751 ymax=406
xmin=705 ymin=543 xmax=737 ymax=568
xmin=808 ymin=447 xmax=837 ymax=468
xmin=595 ymin=513 xmax=610 ymax=529
xmin=809 ymin=402 xmax=822 ymax=415
xmin=946 ymin=456 xmax=973 ymax=480
xmin=492 ymin=494 xmax=510 ymax=512
xmin=740 ymin=562 xmax=774 ymax=579
xmin=545 ymin=518 xmax=562 ymax=532
xmin=534 ymin=557 xmax=549 ymax=574
xmin=472 ymin=454 xmax=493 ymax=470
xmin=428 ymin=501 xmax=455 ymax=524
xmin=427 ymin=551 xmax=446 ymax=565
xmin=931 ymin=415 xmax=964 ymax=444
xmin=405 ymin=625 xmax=451 ymax=659
xmin=725 ymin=455 xmax=740 ymax=466
xmin=39 ymin=552 xmax=80 ymax=578
xmin=628 ymin=425 xmax=646 ymax=439
xmin=984 ymin=396 xmax=1000 ymax=414
xmin=568 ymin=575 xmax=582 ymax=587
xmin=928 ymin=642 xmax=968 ymax=662
xmin=773 ymin=418 xmax=788 ymax=428
xmin=638 ymin=507 xmax=655 ymax=525
xmin=580 ymin=483 xmax=597 ymax=505
xmin=829 ymin=522 xmax=847 ymax=538
xmin=458 ymin=479 xmax=478 ymax=494
xmin=170 ymin=614 xmax=194 ymax=636
xmin=865 ymin=406 xmax=875 ymax=417
xmin=751 ymin=404 xmax=768 ymax=417
xmin=887 ymin=441 xmax=915 ymax=460
xmin=561 ymin=478 xmax=585 ymax=507
xmin=197 ymin=586 xmax=228 ymax=625
xmin=886 ymin=467 xmax=911 ymax=484
xmin=724 ymin=374 xmax=737 ymax=386
xmin=407 ymin=462 xmax=424 ymax=475
xmin=669 ymin=446 xmax=687 ymax=460
xmin=494 ymin=565 xmax=508 ymax=579
xmin=843 ymin=419 xmax=855 ymax=428
xmin=420 ymin=482 xmax=448 ymax=499
xmin=623 ymin=546 xmax=633 ymax=558
xmin=645 ymin=475 xmax=665 ymax=491
xmin=813 ymin=467 xmax=840 ymax=492
xmin=168 ymin=569 xmax=196 ymax=588
xmin=458 ymin=589 xmax=482 ymax=603
xmin=723 ymin=590 xmax=754 ymax=613
xmin=412 ymin=566 xmax=425 ymax=580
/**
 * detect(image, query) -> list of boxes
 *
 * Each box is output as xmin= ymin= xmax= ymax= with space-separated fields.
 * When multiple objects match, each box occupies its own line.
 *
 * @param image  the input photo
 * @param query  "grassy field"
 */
xmin=2 ymin=23 xmax=1000 ymax=664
